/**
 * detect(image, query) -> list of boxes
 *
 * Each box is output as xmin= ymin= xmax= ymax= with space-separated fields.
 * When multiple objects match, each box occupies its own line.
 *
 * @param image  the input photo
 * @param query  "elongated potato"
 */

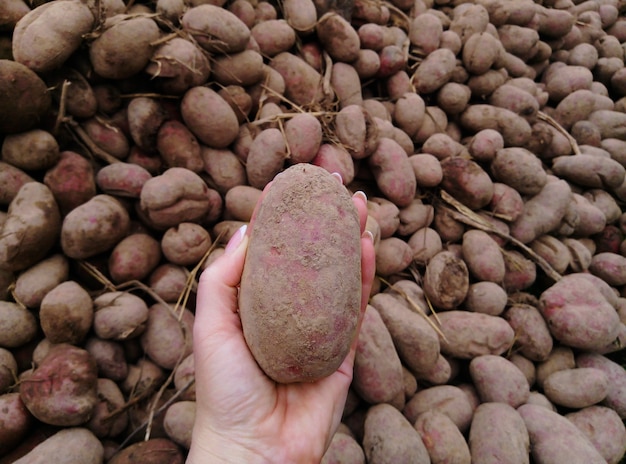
xmin=239 ymin=164 xmax=361 ymax=383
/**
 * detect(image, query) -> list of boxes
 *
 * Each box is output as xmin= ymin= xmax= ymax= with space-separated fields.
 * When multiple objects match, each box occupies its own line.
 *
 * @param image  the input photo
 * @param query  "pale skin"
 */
xmin=187 ymin=186 xmax=376 ymax=464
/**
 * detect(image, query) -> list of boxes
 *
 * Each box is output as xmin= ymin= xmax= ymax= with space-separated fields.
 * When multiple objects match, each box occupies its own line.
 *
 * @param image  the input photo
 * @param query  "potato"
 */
xmin=81 ymin=117 xmax=129 ymax=160
xmin=161 ymin=223 xmax=212 ymax=266
xmin=352 ymin=305 xmax=404 ymax=404
xmin=363 ymin=404 xmax=430 ymax=464
xmin=409 ymin=13 xmax=443 ymax=55
xmin=576 ymin=353 xmax=626 ymax=419
xmin=12 ymin=427 xmax=103 ymax=464
xmin=503 ymin=304 xmax=553 ymax=362
xmin=462 ymin=32 xmax=502 ymax=75
xmin=270 ymin=52 xmax=327 ymax=106
xmin=460 ymin=104 xmax=531 ymax=147
xmin=403 ymin=385 xmax=474 ymax=432
xmin=13 ymin=0 xmax=94 ymax=73
xmin=239 ymin=164 xmax=361 ymax=383
xmin=141 ymin=304 xmax=194 ymax=370
xmin=374 ymin=237 xmax=413 ymax=276
xmin=282 ymin=0 xmax=316 ymax=33
xmin=489 ymin=147 xmax=547 ymax=196
xmin=317 ymin=12 xmax=360 ymax=63
xmin=145 ymin=37 xmax=211 ymax=94
xmin=61 ymin=194 xmax=130 ymax=259
xmin=0 ymin=182 xmax=61 ymax=272
xmin=108 ymin=438 xmax=184 ymax=464
xmin=121 ymin=358 xmax=165 ymax=397
xmin=0 ymin=347 xmax=16 ymax=394
xmin=440 ymin=156 xmax=494 ymax=210
xmin=588 ymin=110 xmax=626 ymax=139
xmin=139 ymin=168 xmax=222 ymax=229
xmin=0 ymin=59 xmax=51 ymax=134
xmin=545 ymin=65 xmax=594 ymax=102
xmin=0 ymin=392 xmax=31 ymax=456
xmin=469 ymin=354 xmax=530 ymax=407
xmin=397 ymin=200 xmax=433 ymax=236
xmin=331 ymin=62 xmax=363 ymax=108
xmin=108 ymin=233 xmax=162 ymax=283
xmin=181 ymin=4 xmax=249 ymax=54
xmin=43 ymin=150 xmax=97 ymax=215
xmin=408 ymin=153 xmax=443 ymax=188
xmin=463 ymin=281 xmax=508 ymax=316
xmin=13 ymin=253 xmax=68 ymax=309
xmin=224 ymin=185 xmax=262 ymax=222
xmin=87 ymin=378 xmax=127 ymax=439
xmin=449 ymin=4 xmax=489 ymax=41
xmin=411 ymin=48 xmax=457 ymax=94
xmin=321 ymin=432 xmax=366 ymax=464
xmin=19 ymin=344 xmax=97 ymax=426
xmin=201 ymin=146 xmax=247 ymax=194
xmin=435 ymin=310 xmax=515 ymax=359
xmin=423 ymin=250 xmax=469 ymax=311
xmin=543 ymin=367 xmax=608 ymax=409
xmin=95 ymin=162 xmax=152 ymax=199
xmin=212 ymin=49 xmax=265 ymax=87
xmin=566 ymin=406 xmax=626 ymax=464
xmin=367 ymin=137 xmax=416 ymax=208
xmin=509 ymin=178 xmax=572 ymax=244
xmin=0 ymin=0 xmax=30 ymax=31
xmin=174 ymin=353 xmax=195 ymax=401
xmin=93 ymin=291 xmax=149 ymax=341
xmin=367 ymin=197 xmax=400 ymax=239
xmin=284 ymin=113 xmax=323 ymax=164
xmin=376 ymin=45 xmax=406 ymax=78
xmin=0 ymin=161 xmax=34 ymax=206
xmin=554 ymin=89 xmax=614 ymax=131
xmin=90 ymin=16 xmax=160 ymax=80
xmin=519 ymin=403 xmax=606 ymax=463
xmin=156 ymin=120 xmax=203 ymax=173
xmin=246 ymin=128 xmax=287 ymax=189
xmin=414 ymin=410 xmax=471 ymax=464
xmin=181 ymin=86 xmax=239 ymax=149
xmin=370 ymin=292 xmax=440 ymax=376
xmin=163 ymin=400 xmax=195 ymax=449
xmin=251 ymin=19 xmax=295 ymax=57
xmin=2 ymin=129 xmax=59 ymax=171
xmin=39 ymin=281 xmax=93 ymax=345
xmin=312 ymin=143 xmax=355 ymax=185
xmin=539 ymin=273 xmax=621 ymax=352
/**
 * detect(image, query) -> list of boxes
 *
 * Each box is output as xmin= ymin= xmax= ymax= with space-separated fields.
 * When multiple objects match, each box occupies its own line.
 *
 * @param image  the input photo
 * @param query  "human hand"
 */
xmin=187 ymin=186 xmax=376 ymax=464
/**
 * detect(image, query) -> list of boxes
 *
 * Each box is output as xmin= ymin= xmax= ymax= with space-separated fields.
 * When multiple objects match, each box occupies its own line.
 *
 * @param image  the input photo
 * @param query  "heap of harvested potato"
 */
xmin=2 ymin=0 xmax=626 ymax=461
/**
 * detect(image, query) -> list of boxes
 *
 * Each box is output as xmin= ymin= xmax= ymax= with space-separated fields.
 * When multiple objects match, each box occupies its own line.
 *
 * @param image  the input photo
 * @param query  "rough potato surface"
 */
xmin=239 ymin=164 xmax=361 ymax=383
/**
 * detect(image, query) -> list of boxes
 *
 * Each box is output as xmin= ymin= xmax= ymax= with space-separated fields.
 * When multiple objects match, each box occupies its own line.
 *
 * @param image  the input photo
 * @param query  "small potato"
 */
xmin=461 ymin=229 xmax=505 ymax=282
xmin=39 ymin=281 xmax=93 ymax=345
xmin=352 ymin=305 xmax=404 ymax=404
xmin=312 ymin=143 xmax=355 ymax=185
xmin=181 ymin=86 xmax=240 ymax=149
xmin=409 ymin=13 xmax=443 ymax=55
xmin=491 ymin=147 xmax=547 ymax=196
xmin=201 ymin=146 xmax=247 ymax=194
xmin=545 ymin=65 xmax=594 ymax=102
xmin=423 ymin=250 xmax=469 ymax=311
xmin=460 ymin=104 xmax=531 ymax=147
xmin=93 ymin=291 xmax=149 ymax=341
xmin=469 ymin=402 xmax=530 ymax=464
xmin=161 ymin=223 xmax=212 ymax=266
xmin=554 ymin=89 xmax=614 ymax=131
xmin=397 ymin=200 xmax=433 ymax=237
xmin=251 ymin=19 xmax=295 ymax=57
xmin=367 ymin=197 xmax=399 ymax=239
xmin=589 ymin=252 xmax=626 ymax=286
xmin=0 ymin=348 xmax=17 ymax=394
xmin=588 ymin=110 xmax=626 ymax=139
xmin=121 ymin=358 xmax=165 ymax=397
xmin=87 ymin=378 xmax=127 ymax=439
xmin=12 ymin=427 xmax=103 ymax=464
xmin=577 ymin=353 xmax=626 ymax=419
xmin=503 ymin=249 xmax=537 ymax=292
xmin=2 ymin=129 xmax=59 ymax=171
xmin=408 ymin=153 xmax=442 ymax=188
xmin=44 ymin=150 xmax=97 ymax=215
xmin=503 ymin=304 xmax=553 ymax=362
xmin=539 ymin=273 xmax=621 ymax=352
xmin=108 ymin=233 xmax=162 ymax=283
xmin=246 ymin=128 xmax=287 ymax=189
xmin=375 ymin=237 xmax=413 ymax=277
xmin=367 ymin=137 xmax=416 ymax=208
xmin=182 ymin=4 xmax=250 ymax=54
xmin=370 ymin=292 xmax=440 ymax=376
xmin=463 ymin=281 xmax=508 ymax=316
xmin=393 ymin=92 xmax=426 ymax=140
xmin=270 ymin=52 xmax=327 ymax=106
xmin=543 ymin=367 xmax=609 ymax=409
xmin=469 ymin=354 xmax=530 ymax=408
xmin=363 ymin=404 xmax=430 ymax=464
xmin=435 ymin=310 xmax=515 ymax=359
xmin=0 ymin=161 xmax=34 ymax=206
xmin=13 ymin=0 xmax=94 ymax=73
xmin=422 ymin=133 xmax=469 ymax=161
xmin=174 ymin=353 xmax=196 ymax=401
xmin=84 ymin=337 xmax=128 ymax=382
xmin=13 ymin=253 xmax=69 ymax=309
xmin=156 ymin=120 xmax=203 ymax=173
xmin=317 ymin=12 xmax=360 ymax=63
xmin=19 ymin=344 xmax=98 ymax=426
xmin=519 ymin=403 xmax=606 ymax=463
xmin=535 ymin=345 xmax=576 ymax=391
xmin=467 ymin=128 xmax=504 ymax=163
xmin=108 ymin=438 xmax=184 ymax=464
xmin=284 ymin=113 xmax=323 ymax=163
xmin=414 ymin=410 xmax=471 ymax=464
xmin=90 ymin=16 xmax=160 ymax=80
xmin=224 ymin=185 xmax=262 ymax=222
xmin=403 ymin=385 xmax=474 ymax=432
xmin=282 ymin=0 xmax=316 ymax=33
xmin=0 ymin=392 xmax=31 ymax=457
xmin=436 ymin=82 xmax=472 ymax=115
xmin=82 ymin=117 xmax=129 ymax=160
xmin=566 ymin=406 xmax=626 ymax=464
xmin=0 ymin=182 xmax=61 ymax=272
xmin=164 ymin=400 xmax=195 ymax=449
xmin=149 ymin=265 xmax=195 ymax=303
xmin=0 ymin=59 xmax=51 ymax=134
xmin=139 ymin=168 xmax=222 ymax=229
xmin=462 ymin=32 xmax=502 ymax=75
xmin=411 ymin=48 xmax=456 ymax=94
xmin=141 ymin=304 xmax=194 ymax=370
xmin=552 ymin=153 xmax=625 ymax=190
xmin=95 ymin=162 xmax=152 ymax=198
xmin=212 ymin=50 xmax=265 ymax=87
xmin=321 ymin=432 xmax=366 ymax=464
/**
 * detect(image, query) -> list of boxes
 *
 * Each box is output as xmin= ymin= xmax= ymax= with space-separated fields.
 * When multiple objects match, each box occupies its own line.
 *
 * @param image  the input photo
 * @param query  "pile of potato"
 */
xmin=2 ymin=0 xmax=626 ymax=461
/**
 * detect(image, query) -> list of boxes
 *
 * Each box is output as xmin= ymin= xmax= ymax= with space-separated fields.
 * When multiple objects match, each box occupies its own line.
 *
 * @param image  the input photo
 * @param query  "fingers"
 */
xmin=352 ymin=191 xmax=368 ymax=234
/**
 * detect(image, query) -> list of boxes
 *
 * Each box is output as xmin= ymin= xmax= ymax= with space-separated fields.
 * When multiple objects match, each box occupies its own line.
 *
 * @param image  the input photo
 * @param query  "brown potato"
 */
xmin=108 ymin=438 xmax=184 ymax=464
xmin=12 ymin=427 xmax=104 ymax=464
xmin=423 ymin=250 xmax=469 ymax=311
xmin=469 ymin=354 xmax=530 ymax=408
xmin=93 ymin=291 xmax=149 ymax=341
xmin=140 ymin=304 xmax=194 ymax=370
xmin=182 ymin=4 xmax=250 ymax=54
xmin=403 ymin=385 xmax=474 ymax=432
xmin=39 ymin=281 xmax=93 ymax=345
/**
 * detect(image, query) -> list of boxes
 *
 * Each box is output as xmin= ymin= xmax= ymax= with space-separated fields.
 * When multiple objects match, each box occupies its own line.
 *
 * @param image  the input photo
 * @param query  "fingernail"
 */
xmin=225 ymin=225 xmax=247 ymax=254
xmin=353 ymin=190 xmax=367 ymax=204
xmin=331 ymin=172 xmax=343 ymax=184
xmin=363 ymin=230 xmax=374 ymax=243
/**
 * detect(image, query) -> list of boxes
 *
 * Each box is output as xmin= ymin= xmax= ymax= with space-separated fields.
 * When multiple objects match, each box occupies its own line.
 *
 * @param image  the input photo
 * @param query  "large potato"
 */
xmin=182 ymin=4 xmax=250 ymax=54
xmin=39 ymin=281 xmax=93 ymax=345
xmin=469 ymin=355 xmax=530 ymax=408
xmin=12 ymin=427 xmax=103 ymax=464
xmin=239 ymin=164 xmax=361 ymax=383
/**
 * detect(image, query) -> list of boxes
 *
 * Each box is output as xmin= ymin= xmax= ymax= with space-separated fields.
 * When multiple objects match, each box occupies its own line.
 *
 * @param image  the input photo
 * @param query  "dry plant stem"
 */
xmin=439 ymin=190 xmax=563 ymax=282
xmin=378 ymin=276 xmax=447 ymax=342
xmin=53 ymin=80 xmax=71 ymax=135
xmin=64 ymin=119 xmax=121 ymax=165
xmin=537 ymin=111 xmax=582 ymax=155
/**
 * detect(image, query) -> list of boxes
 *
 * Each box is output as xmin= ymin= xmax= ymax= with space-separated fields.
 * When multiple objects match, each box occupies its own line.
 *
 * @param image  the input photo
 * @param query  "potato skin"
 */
xmin=239 ymin=164 xmax=361 ymax=383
